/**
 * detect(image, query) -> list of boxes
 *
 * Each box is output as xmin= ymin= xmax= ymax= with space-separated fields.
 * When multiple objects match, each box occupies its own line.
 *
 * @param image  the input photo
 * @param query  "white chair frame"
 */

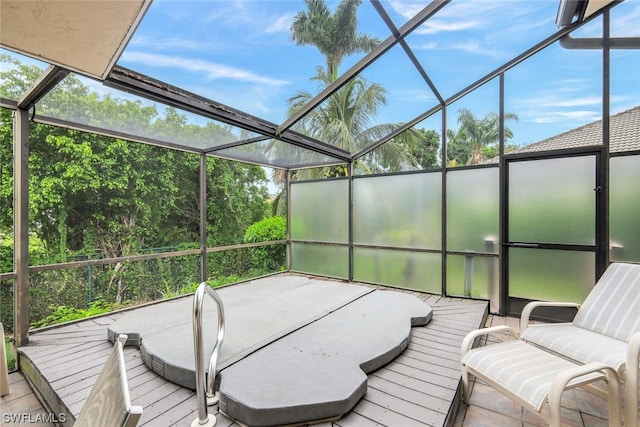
xmin=74 ymin=334 xmax=143 ymax=427
xmin=461 ymin=325 xmax=622 ymax=427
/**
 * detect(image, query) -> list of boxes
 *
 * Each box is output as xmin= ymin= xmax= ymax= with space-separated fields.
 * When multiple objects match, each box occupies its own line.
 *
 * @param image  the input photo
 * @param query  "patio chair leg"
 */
xmin=461 ymin=367 xmax=471 ymax=404
xmin=625 ymin=377 xmax=638 ymax=427
xmin=604 ymin=368 xmax=622 ymax=427
xmin=548 ymin=364 xmax=621 ymax=427
xmin=626 ymin=332 xmax=640 ymax=427
xmin=547 ymin=392 xmax=562 ymax=427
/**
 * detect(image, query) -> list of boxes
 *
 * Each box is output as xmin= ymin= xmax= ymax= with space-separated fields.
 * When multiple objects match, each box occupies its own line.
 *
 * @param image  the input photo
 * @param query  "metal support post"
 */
xmin=13 ymin=109 xmax=29 ymax=347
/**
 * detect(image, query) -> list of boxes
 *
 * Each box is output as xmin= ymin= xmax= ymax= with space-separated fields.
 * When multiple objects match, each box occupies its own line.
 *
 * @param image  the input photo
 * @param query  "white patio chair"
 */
xmin=74 ymin=334 xmax=143 ymax=427
xmin=519 ymin=262 xmax=640 ymax=427
xmin=1 ymin=322 xmax=9 ymax=396
xmin=461 ymin=331 xmax=621 ymax=427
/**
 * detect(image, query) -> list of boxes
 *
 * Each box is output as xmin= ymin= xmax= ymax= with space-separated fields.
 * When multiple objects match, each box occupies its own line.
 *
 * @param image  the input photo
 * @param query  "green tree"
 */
xmin=0 ymin=108 xmax=13 ymax=234
xmin=206 ymin=157 xmax=269 ymax=247
xmin=287 ymin=0 xmax=438 ymax=179
xmin=291 ymin=0 xmax=381 ymax=82
xmin=387 ymin=128 xmax=440 ymax=171
xmin=447 ymin=108 xmax=518 ymax=166
xmin=0 ymin=55 xmax=272 ymax=307
xmin=287 ymin=67 xmax=428 ymax=178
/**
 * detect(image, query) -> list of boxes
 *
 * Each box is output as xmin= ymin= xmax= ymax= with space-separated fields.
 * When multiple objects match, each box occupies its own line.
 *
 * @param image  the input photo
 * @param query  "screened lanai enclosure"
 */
xmin=2 ymin=0 xmax=640 ymax=344
xmin=0 ymin=0 xmax=639 ymax=425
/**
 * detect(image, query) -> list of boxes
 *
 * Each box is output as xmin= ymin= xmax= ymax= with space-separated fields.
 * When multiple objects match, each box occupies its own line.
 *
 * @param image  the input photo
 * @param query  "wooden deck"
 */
xmin=1 ymin=372 xmax=57 ymax=426
xmin=13 ymin=284 xmax=487 ymax=427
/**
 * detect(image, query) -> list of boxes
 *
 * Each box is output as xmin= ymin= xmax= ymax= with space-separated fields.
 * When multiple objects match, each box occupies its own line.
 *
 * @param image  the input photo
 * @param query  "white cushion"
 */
xmin=462 ymin=340 xmax=603 ymax=411
xmin=521 ymin=323 xmax=628 ymax=375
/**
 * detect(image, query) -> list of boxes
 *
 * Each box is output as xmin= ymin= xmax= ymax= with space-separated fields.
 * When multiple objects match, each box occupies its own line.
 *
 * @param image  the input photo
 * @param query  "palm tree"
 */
xmin=286 ymin=67 xmax=420 ymax=178
xmin=448 ymin=108 xmax=518 ymax=166
xmin=272 ymin=0 xmax=437 ymax=187
xmin=290 ymin=0 xmax=381 ymax=82
xmin=268 ymin=0 xmax=435 ymax=212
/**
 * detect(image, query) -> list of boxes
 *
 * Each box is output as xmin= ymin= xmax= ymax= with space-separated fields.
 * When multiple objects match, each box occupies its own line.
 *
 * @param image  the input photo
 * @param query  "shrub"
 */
xmin=30 ymin=300 xmax=122 ymax=329
xmin=243 ymin=216 xmax=286 ymax=272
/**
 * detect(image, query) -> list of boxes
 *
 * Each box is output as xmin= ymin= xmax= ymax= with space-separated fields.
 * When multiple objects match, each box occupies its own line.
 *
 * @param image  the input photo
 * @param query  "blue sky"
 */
xmin=115 ymin=0 xmax=640 ymax=148
xmin=2 ymin=0 xmax=638 ymax=149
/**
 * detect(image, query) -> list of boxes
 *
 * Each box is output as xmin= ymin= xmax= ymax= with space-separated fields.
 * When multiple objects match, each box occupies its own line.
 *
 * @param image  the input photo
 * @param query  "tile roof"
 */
xmin=483 ymin=106 xmax=640 ymax=163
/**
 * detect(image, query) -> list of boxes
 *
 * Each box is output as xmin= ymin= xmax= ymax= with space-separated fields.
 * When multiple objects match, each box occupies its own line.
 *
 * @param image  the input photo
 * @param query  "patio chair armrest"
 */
xmin=461 ymin=325 xmax=518 ymax=358
xmin=520 ymin=301 xmax=581 ymax=333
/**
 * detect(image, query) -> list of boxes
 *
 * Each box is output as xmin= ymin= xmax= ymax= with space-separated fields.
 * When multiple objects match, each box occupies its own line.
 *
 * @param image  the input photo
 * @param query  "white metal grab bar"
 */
xmin=192 ymin=282 xmax=225 ymax=427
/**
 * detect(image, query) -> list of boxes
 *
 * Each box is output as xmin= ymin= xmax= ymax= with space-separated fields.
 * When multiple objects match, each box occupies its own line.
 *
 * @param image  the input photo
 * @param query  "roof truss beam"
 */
xmin=105 ymin=67 xmax=351 ymax=163
xmin=17 ymin=65 xmax=69 ymax=110
xmin=371 ymin=1 xmax=444 ymax=106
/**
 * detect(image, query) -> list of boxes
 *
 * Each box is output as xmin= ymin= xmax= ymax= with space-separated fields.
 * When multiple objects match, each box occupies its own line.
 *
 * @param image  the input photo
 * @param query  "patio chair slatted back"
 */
xmin=74 ymin=335 xmax=142 ymax=427
xmin=573 ymin=262 xmax=640 ymax=342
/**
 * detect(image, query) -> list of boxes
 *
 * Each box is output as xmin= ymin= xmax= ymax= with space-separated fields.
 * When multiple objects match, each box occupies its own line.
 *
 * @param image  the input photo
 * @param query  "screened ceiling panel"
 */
xmin=289 ymin=43 xmax=437 ymax=155
xmin=116 ymin=0 xmax=390 ymax=126
xmin=504 ymin=31 xmax=603 ymax=148
xmin=404 ymin=0 xmax=562 ymax=100
xmin=0 ymin=0 xmax=149 ymax=79
xmin=356 ymin=111 xmax=443 ymax=174
xmin=35 ymin=73 xmax=262 ymax=152
xmin=334 ymin=0 xmax=395 ymax=71
xmin=215 ymin=138 xmax=344 ymax=170
xmin=353 ymin=43 xmax=440 ymax=127
xmin=0 ymin=0 xmax=633 ymax=170
xmin=380 ymin=1 xmax=433 ymax=28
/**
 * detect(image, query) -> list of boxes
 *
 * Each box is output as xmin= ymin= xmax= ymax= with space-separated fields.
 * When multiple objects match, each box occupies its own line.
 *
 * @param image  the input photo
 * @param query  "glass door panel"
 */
xmin=506 ymin=153 xmax=598 ymax=314
xmin=509 ymin=156 xmax=595 ymax=245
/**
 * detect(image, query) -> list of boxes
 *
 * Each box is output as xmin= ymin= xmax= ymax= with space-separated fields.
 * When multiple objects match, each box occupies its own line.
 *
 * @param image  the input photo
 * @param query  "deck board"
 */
xmin=334 ymin=409 xmax=384 ymax=426
xmin=0 ymin=372 xmax=57 ymax=427
xmin=350 ymin=399 xmax=429 ymax=427
xmin=14 ymin=282 xmax=487 ymax=427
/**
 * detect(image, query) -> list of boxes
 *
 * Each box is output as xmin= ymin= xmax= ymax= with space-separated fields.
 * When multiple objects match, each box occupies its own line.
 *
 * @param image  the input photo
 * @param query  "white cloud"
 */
xmin=531 ymin=109 xmax=600 ymax=124
xmin=204 ymin=1 xmax=251 ymax=26
xmin=129 ymin=36 xmax=218 ymax=52
xmin=390 ymin=0 xmax=556 ymax=64
xmin=388 ymin=0 xmax=497 ymax=35
xmin=253 ymin=101 xmax=274 ymax=114
xmin=546 ymin=96 xmax=603 ymax=108
xmin=413 ymin=41 xmax=438 ymax=50
xmin=515 ymin=89 xmax=603 ymax=126
xmin=120 ymin=52 xmax=289 ymax=87
xmin=410 ymin=39 xmax=507 ymax=59
xmin=392 ymin=88 xmax=436 ymax=103
xmin=264 ymin=13 xmax=296 ymax=34
xmin=521 ymin=94 xmax=602 ymax=109
xmin=202 ymin=2 xmax=294 ymax=36
xmin=611 ymin=1 xmax=640 ymax=36
xmin=448 ymin=41 xmax=510 ymax=59
xmin=414 ymin=18 xmax=482 ymax=35
xmin=387 ymin=0 xmax=428 ymax=20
